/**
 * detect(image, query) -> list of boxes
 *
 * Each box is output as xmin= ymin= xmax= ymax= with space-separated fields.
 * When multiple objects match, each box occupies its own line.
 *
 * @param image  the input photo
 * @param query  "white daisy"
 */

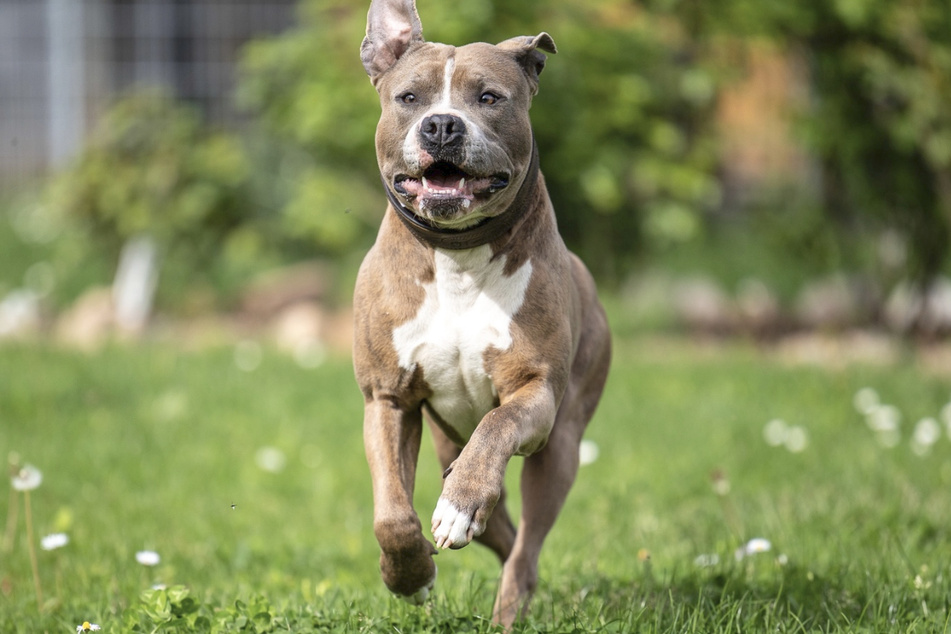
xmin=77 ymin=622 xmax=101 ymax=632
xmin=735 ymin=537 xmax=772 ymax=560
xmin=41 ymin=532 xmax=69 ymax=551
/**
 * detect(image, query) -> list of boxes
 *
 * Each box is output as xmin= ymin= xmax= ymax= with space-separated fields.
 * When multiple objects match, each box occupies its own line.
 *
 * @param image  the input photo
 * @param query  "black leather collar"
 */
xmin=382 ymin=139 xmax=539 ymax=250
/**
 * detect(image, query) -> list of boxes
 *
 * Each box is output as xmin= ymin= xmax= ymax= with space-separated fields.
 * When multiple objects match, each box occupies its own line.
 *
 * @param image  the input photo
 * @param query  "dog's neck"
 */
xmin=382 ymin=139 xmax=540 ymax=251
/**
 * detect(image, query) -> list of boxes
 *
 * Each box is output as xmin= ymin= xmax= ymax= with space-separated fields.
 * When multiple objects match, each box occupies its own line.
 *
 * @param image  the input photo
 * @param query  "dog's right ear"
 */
xmin=361 ymin=0 xmax=424 ymax=83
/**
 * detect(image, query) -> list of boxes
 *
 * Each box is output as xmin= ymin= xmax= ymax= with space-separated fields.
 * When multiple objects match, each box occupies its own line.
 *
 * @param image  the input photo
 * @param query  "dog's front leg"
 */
xmin=363 ymin=398 xmax=438 ymax=603
xmin=431 ymin=379 xmax=558 ymax=550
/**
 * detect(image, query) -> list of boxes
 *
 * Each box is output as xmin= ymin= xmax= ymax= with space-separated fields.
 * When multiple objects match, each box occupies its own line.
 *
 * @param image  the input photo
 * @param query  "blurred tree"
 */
xmin=238 ymin=0 xmax=721 ymax=279
xmin=43 ymin=89 xmax=261 ymax=309
xmin=672 ymin=0 xmax=951 ymax=307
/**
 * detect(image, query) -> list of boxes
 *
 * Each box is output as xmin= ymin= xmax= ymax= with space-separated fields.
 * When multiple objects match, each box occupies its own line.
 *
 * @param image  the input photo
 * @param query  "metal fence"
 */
xmin=0 ymin=0 xmax=297 ymax=186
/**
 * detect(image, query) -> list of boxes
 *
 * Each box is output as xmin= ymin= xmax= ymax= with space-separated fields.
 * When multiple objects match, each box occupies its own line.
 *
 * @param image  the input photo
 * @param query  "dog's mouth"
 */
xmin=394 ymin=162 xmax=510 ymax=211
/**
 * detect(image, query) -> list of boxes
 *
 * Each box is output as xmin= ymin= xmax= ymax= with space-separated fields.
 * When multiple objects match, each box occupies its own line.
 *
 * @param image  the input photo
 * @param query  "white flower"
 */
xmin=578 ymin=439 xmax=599 ymax=466
xmin=853 ymin=387 xmax=880 ymax=414
xmin=41 ymin=532 xmax=69 ymax=551
xmin=735 ymin=537 xmax=772 ymax=560
xmin=77 ymin=622 xmax=101 ymax=632
xmin=783 ymin=425 xmax=809 ymax=453
xmin=255 ymin=446 xmax=287 ymax=473
xmin=135 ymin=550 xmax=161 ymax=566
xmin=911 ymin=417 xmax=941 ymax=456
xmin=866 ymin=404 xmax=901 ymax=432
xmin=763 ymin=419 xmax=788 ymax=447
xmin=11 ymin=464 xmax=42 ymax=491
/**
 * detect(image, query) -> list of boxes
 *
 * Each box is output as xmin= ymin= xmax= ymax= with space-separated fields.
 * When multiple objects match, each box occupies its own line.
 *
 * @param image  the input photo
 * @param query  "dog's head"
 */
xmin=362 ymin=0 xmax=555 ymax=229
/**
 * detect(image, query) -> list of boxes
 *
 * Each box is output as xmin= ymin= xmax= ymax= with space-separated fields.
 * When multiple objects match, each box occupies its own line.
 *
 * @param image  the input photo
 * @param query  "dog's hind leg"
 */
xmin=491 ymin=409 xmax=582 ymax=628
xmin=493 ymin=314 xmax=610 ymax=628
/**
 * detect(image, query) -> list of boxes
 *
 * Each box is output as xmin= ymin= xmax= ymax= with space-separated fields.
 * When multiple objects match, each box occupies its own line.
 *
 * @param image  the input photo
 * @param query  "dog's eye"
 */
xmin=479 ymin=92 xmax=500 ymax=105
xmin=399 ymin=92 xmax=417 ymax=104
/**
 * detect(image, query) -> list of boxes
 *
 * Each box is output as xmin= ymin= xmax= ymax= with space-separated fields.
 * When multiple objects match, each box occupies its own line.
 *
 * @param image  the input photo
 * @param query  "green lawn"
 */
xmin=1 ymin=338 xmax=950 ymax=632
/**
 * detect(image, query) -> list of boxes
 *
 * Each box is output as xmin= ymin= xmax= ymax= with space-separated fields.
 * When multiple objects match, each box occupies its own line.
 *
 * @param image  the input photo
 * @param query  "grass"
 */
xmin=1 ymin=337 xmax=951 ymax=632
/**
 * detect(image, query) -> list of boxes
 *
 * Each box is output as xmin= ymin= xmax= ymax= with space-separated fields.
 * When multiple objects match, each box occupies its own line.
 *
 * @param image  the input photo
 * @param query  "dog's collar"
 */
xmin=382 ymin=138 xmax=539 ymax=250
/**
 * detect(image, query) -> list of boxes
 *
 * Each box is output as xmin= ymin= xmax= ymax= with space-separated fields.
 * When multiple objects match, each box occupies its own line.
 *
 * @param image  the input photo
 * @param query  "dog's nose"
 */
xmin=420 ymin=114 xmax=466 ymax=149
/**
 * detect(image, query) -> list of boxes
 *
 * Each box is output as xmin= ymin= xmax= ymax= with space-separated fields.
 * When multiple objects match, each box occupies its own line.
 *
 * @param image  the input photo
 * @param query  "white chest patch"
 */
xmin=392 ymin=245 xmax=533 ymax=441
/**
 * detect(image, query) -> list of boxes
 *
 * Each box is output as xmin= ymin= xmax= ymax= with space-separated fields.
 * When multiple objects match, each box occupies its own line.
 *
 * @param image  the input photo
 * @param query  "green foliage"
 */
xmin=237 ymin=2 xmax=382 ymax=254
xmin=124 ymin=586 xmax=207 ymax=632
xmin=239 ymin=0 xmax=951 ymax=288
xmin=674 ymin=0 xmax=951 ymax=285
xmin=24 ymin=0 xmax=947 ymax=309
xmin=796 ymin=0 xmax=951 ymax=283
xmin=42 ymin=90 xmax=263 ymax=308
xmin=238 ymin=0 xmax=721 ymax=278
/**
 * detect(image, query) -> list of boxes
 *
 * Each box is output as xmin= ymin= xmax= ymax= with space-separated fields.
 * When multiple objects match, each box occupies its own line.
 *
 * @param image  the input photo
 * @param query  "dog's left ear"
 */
xmin=496 ymin=33 xmax=557 ymax=93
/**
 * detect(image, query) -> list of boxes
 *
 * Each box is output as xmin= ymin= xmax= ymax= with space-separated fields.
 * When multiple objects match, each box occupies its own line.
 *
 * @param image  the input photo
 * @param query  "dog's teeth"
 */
xmin=422 ymin=177 xmax=431 ymax=192
xmin=459 ymin=177 xmax=466 ymax=190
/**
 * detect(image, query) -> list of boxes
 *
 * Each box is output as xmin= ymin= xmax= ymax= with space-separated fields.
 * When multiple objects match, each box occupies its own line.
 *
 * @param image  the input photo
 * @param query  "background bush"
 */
xmin=679 ymin=0 xmax=951 ymax=290
xmin=24 ymin=0 xmax=950 ymax=318
xmin=42 ymin=90 xmax=268 ymax=310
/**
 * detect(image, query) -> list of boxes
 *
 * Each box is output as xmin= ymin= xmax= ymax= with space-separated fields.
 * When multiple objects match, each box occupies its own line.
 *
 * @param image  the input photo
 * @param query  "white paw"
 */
xmin=431 ymin=498 xmax=480 ymax=549
xmin=395 ymin=567 xmax=437 ymax=606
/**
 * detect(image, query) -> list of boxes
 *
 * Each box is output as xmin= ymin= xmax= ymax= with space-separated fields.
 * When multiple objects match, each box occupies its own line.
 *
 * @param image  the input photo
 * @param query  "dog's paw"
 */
xmin=431 ymin=498 xmax=483 ymax=549
xmin=394 ymin=566 xmax=437 ymax=606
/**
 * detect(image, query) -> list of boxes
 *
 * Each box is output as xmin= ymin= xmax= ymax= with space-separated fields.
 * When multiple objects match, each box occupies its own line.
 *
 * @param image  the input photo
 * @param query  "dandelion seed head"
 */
xmin=866 ymin=404 xmax=901 ymax=432
xmin=911 ymin=417 xmax=941 ymax=456
xmin=853 ymin=387 xmax=880 ymax=414
xmin=255 ymin=446 xmax=287 ymax=473
xmin=913 ymin=418 xmax=940 ymax=446
xmin=11 ymin=463 xmax=42 ymax=491
xmin=763 ymin=419 xmax=788 ymax=447
xmin=578 ymin=439 xmax=599 ymax=466
xmin=784 ymin=425 xmax=809 ymax=453
xmin=135 ymin=550 xmax=161 ymax=566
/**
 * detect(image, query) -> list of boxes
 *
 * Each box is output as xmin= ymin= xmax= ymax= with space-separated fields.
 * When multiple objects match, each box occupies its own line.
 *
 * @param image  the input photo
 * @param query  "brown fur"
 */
xmin=354 ymin=0 xmax=611 ymax=627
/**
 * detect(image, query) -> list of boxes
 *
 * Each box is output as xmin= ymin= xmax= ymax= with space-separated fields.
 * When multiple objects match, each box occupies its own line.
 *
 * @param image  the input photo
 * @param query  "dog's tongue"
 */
xmin=423 ymin=163 xmax=467 ymax=194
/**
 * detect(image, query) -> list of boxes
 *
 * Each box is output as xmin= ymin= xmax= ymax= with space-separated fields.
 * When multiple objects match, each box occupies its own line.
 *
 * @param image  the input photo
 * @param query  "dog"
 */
xmin=353 ymin=0 xmax=611 ymax=627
